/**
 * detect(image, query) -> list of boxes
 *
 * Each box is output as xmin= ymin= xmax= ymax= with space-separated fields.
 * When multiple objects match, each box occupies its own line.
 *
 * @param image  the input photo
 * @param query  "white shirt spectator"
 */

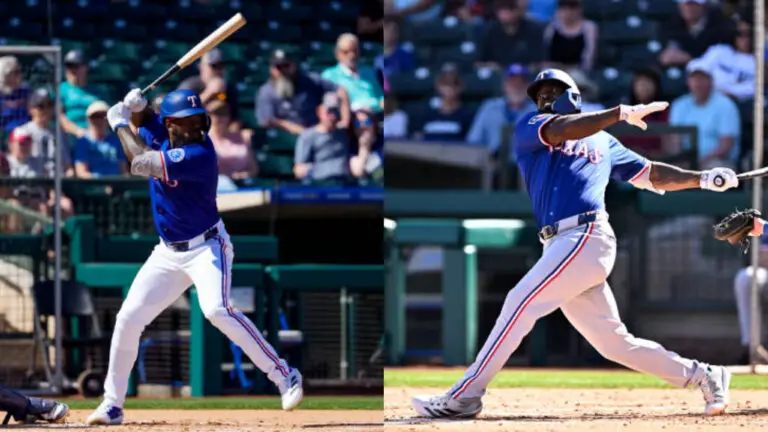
xmin=696 ymin=44 xmax=755 ymax=102
xmin=383 ymin=109 xmax=408 ymax=139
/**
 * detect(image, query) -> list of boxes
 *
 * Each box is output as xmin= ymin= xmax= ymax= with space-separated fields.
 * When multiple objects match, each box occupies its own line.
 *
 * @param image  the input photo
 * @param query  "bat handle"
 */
xmin=140 ymin=64 xmax=181 ymax=97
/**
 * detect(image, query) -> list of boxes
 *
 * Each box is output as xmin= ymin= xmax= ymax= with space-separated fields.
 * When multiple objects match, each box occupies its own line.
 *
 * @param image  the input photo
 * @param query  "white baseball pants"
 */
xmin=733 ymin=266 xmax=768 ymax=346
xmin=450 ymin=220 xmax=705 ymax=400
xmin=102 ymin=221 xmax=291 ymax=406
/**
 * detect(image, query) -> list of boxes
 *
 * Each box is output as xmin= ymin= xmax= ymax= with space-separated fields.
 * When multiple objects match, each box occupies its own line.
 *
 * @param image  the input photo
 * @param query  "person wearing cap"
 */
xmin=467 ymin=64 xmax=537 ymax=160
xmin=178 ymin=48 xmax=240 ymax=128
xmin=0 ymin=56 xmax=31 ymax=133
xmin=476 ymin=0 xmax=545 ymax=70
xmin=412 ymin=63 xmax=476 ymax=142
xmin=74 ymin=101 xmax=128 ymax=178
xmin=21 ymin=88 xmax=73 ymax=177
xmin=59 ymin=50 xmax=103 ymax=139
xmin=321 ymin=33 xmax=384 ymax=114
xmin=542 ymin=0 xmax=598 ymax=71
xmin=669 ymin=60 xmax=741 ymax=169
xmin=294 ymin=93 xmax=363 ymax=181
xmin=256 ymin=49 xmax=351 ymax=135
xmin=659 ymin=0 xmax=736 ymax=67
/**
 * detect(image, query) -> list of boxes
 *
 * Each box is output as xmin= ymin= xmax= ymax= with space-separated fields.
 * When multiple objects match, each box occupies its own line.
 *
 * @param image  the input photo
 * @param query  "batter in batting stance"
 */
xmin=87 ymin=89 xmax=303 ymax=425
xmin=413 ymin=69 xmax=735 ymax=419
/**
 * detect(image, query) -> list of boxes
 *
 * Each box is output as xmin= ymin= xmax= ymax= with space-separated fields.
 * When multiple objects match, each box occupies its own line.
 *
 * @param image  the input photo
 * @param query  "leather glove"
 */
xmin=700 ymin=167 xmax=739 ymax=192
xmin=123 ymin=88 xmax=148 ymax=113
xmin=619 ymin=102 xmax=669 ymax=130
xmin=107 ymin=102 xmax=131 ymax=131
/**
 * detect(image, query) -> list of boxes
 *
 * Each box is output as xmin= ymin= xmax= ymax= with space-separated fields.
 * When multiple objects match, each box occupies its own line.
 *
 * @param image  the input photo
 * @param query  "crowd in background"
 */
xmin=383 ymin=0 xmax=762 ymax=173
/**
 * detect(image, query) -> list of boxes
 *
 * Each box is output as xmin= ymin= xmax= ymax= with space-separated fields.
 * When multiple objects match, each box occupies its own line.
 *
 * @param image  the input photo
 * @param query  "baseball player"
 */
xmin=87 ymin=89 xmax=303 ymax=425
xmin=0 ymin=385 xmax=68 ymax=424
xmin=412 ymin=69 xmax=737 ymax=419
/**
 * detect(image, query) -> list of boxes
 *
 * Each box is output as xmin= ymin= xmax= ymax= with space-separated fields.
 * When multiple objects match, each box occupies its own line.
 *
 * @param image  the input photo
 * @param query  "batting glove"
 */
xmin=107 ymin=102 xmax=131 ymax=131
xmin=123 ymin=88 xmax=148 ymax=113
xmin=701 ymin=167 xmax=739 ymax=192
xmin=619 ymin=102 xmax=669 ymax=130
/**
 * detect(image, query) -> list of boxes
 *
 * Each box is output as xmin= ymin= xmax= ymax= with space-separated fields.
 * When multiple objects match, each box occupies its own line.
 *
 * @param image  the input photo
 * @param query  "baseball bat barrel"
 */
xmin=140 ymin=13 xmax=247 ymax=96
xmin=737 ymin=166 xmax=768 ymax=181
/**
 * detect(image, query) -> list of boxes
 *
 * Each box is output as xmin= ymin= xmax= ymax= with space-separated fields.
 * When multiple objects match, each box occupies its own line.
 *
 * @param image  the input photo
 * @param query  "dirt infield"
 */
xmin=385 ymin=387 xmax=768 ymax=431
xmin=27 ymin=410 xmax=383 ymax=431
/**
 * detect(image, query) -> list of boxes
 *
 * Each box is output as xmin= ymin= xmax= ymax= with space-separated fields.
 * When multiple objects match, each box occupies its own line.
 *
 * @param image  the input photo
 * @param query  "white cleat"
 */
xmin=700 ymin=365 xmax=731 ymax=416
xmin=86 ymin=400 xmax=124 ymax=425
xmin=278 ymin=368 xmax=304 ymax=411
xmin=412 ymin=393 xmax=483 ymax=419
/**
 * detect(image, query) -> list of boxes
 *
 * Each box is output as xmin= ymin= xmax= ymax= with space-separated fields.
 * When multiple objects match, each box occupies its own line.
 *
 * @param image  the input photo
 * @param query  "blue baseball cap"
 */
xmin=506 ymin=63 xmax=528 ymax=78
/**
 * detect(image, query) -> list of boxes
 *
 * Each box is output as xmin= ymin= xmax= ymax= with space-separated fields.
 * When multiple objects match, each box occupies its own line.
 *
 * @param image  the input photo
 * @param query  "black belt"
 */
xmin=538 ymin=211 xmax=600 ymax=242
xmin=166 ymin=226 xmax=219 ymax=252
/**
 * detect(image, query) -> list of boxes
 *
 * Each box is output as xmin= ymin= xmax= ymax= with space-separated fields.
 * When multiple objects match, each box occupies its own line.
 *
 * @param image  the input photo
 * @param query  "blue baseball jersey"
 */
xmin=138 ymin=112 xmax=220 ymax=243
xmin=514 ymin=112 xmax=649 ymax=228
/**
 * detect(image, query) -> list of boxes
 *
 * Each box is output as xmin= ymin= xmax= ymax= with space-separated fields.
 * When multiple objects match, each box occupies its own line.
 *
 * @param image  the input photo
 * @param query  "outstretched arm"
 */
xmin=541 ymin=108 xmax=620 ymax=144
xmin=647 ymin=161 xmax=702 ymax=191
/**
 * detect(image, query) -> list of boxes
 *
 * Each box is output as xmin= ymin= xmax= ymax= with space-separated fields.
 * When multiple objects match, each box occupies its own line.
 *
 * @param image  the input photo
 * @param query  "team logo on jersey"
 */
xmin=550 ymin=139 xmax=603 ymax=164
xmin=168 ymin=148 xmax=185 ymax=163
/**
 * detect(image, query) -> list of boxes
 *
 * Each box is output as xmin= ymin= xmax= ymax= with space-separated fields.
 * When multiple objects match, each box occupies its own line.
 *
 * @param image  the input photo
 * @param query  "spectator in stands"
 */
xmin=476 ymin=0 xmax=545 ymax=70
xmin=256 ymin=49 xmax=351 ymax=134
xmin=519 ymin=0 xmax=557 ymax=23
xmin=413 ymin=63 xmax=476 ymax=142
xmin=59 ymin=50 xmax=102 ymax=139
xmin=669 ymin=60 xmax=741 ymax=169
xmin=74 ymin=101 xmax=128 ymax=178
xmin=695 ymin=20 xmax=755 ymax=102
xmin=178 ymin=48 xmax=240 ymax=130
xmin=543 ymin=0 xmax=598 ymax=71
xmin=444 ymin=0 xmax=486 ymax=25
xmin=618 ymin=69 xmax=670 ymax=158
xmin=732 ymin=236 xmax=768 ymax=364
xmin=5 ymin=127 xmax=74 ymax=233
xmin=294 ymin=93 xmax=364 ymax=181
xmin=359 ymin=0 xmax=385 ymax=43
xmin=659 ymin=0 xmax=735 ymax=67
xmin=383 ymin=92 xmax=409 ymax=139
xmin=22 ymin=89 xmax=73 ymax=178
xmin=0 ymin=56 xmax=31 ymax=133
xmin=384 ymin=0 xmax=444 ymax=23
xmin=322 ymin=34 xmax=385 ymax=115
xmin=207 ymin=100 xmax=258 ymax=180
xmin=467 ymin=63 xmax=536 ymax=158
xmin=378 ymin=19 xmax=416 ymax=80
xmin=351 ymin=110 xmax=381 ymax=178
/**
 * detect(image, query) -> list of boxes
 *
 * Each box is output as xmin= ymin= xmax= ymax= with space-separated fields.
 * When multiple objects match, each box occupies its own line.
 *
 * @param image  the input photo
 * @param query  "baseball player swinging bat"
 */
xmin=140 ymin=12 xmax=247 ymax=96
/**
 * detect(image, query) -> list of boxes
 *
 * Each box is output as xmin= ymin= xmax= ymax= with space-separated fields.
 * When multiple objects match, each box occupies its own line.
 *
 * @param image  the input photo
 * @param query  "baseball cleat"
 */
xmin=37 ymin=401 xmax=69 ymax=423
xmin=700 ymin=365 xmax=731 ymax=416
xmin=86 ymin=401 xmax=124 ymax=425
xmin=412 ymin=393 xmax=483 ymax=419
xmin=278 ymin=368 xmax=304 ymax=411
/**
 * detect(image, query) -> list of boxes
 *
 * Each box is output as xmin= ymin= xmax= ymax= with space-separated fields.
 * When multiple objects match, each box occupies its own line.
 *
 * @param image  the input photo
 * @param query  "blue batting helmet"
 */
xmin=159 ymin=89 xmax=207 ymax=122
xmin=526 ymin=68 xmax=581 ymax=103
xmin=551 ymin=88 xmax=582 ymax=115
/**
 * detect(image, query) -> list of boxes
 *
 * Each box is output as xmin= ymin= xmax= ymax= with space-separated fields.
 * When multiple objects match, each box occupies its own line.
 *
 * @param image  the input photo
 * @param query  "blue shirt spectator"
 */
xmin=74 ymin=101 xmax=127 ymax=177
xmin=669 ymin=60 xmax=741 ymax=168
xmin=467 ymin=64 xmax=537 ymax=159
xmin=322 ymin=34 xmax=385 ymax=113
xmin=377 ymin=19 xmax=416 ymax=79
xmin=0 ymin=56 xmax=31 ymax=132
xmin=386 ymin=0 xmax=443 ymax=23
xmin=413 ymin=64 xmax=476 ymax=142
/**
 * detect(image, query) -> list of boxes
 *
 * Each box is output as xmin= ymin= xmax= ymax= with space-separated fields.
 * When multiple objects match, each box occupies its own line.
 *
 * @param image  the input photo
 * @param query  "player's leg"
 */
xmin=561 ymin=282 xmax=730 ymax=415
xmin=88 ymin=245 xmax=192 ymax=425
xmin=733 ymin=266 xmax=768 ymax=362
xmin=0 ymin=385 xmax=68 ymax=424
xmin=183 ymin=234 xmax=302 ymax=410
xmin=412 ymin=223 xmax=612 ymax=418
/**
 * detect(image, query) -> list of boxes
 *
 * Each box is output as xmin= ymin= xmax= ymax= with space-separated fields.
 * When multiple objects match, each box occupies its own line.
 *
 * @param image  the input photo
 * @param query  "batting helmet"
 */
xmin=526 ymin=68 xmax=581 ymax=103
xmin=159 ymin=89 xmax=210 ymax=131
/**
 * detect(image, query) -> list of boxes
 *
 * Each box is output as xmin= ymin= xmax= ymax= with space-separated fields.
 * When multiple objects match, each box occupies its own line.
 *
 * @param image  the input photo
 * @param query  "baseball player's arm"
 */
xmin=540 ymin=108 xmax=620 ymax=144
xmin=646 ymin=162 xmax=702 ymax=191
xmin=115 ymin=127 xmax=151 ymax=163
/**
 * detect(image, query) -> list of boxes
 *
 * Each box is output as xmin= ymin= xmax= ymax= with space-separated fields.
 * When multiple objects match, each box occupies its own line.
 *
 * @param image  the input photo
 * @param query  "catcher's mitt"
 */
xmin=713 ymin=209 xmax=761 ymax=253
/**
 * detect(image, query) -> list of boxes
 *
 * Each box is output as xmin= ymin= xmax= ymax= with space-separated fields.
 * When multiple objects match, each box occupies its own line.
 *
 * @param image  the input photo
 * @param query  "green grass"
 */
xmin=62 ymin=396 xmax=382 ymax=411
xmin=385 ymin=369 xmax=768 ymax=390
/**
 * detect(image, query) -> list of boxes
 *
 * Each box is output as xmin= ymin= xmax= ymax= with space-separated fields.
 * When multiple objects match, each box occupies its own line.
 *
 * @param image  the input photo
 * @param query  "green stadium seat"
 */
xmin=433 ymin=42 xmax=478 ymax=72
xmin=261 ymin=23 xmax=303 ymax=43
xmin=239 ymin=107 xmax=257 ymax=129
xmin=52 ymin=39 xmax=95 ymax=59
xmin=102 ymin=40 xmax=142 ymax=61
xmin=388 ymin=69 xmax=434 ymax=99
xmin=151 ymin=41 xmax=190 ymax=62
xmin=317 ymin=1 xmax=360 ymax=21
xmin=305 ymin=42 xmax=337 ymax=65
xmin=89 ymin=62 xmax=129 ymax=83
xmin=640 ymin=1 xmax=678 ymax=21
xmin=217 ymin=43 xmax=248 ymax=63
xmin=600 ymin=17 xmax=659 ymax=45
xmin=255 ymin=151 xmax=294 ymax=178
xmin=401 ymin=17 xmax=471 ymax=46
xmin=592 ymin=67 xmax=632 ymax=101
xmin=660 ymin=67 xmax=688 ymax=100
xmin=462 ymin=69 xmax=501 ymax=99
xmin=583 ymin=0 xmax=640 ymax=20
xmin=265 ymin=129 xmax=299 ymax=153
xmin=618 ymin=41 xmax=663 ymax=70
xmin=265 ymin=2 xmax=313 ymax=22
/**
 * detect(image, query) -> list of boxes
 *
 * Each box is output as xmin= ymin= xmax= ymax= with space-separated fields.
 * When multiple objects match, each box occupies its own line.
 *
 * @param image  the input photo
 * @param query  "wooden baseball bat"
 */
xmin=140 ymin=13 xmax=247 ymax=96
xmin=737 ymin=166 xmax=768 ymax=181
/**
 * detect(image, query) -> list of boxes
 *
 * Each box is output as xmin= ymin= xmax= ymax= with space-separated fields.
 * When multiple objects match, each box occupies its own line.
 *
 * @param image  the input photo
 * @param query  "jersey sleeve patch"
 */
xmin=167 ymin=148 xmax=185 ymax=163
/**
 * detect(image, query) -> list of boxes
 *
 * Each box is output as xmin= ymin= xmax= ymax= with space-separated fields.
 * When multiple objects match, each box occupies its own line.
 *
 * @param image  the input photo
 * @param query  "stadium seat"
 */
xmin=51 ymin=39 xmax=96 ymax=59
xmin=7 ymin=2 xmax=46 ymax=20
xmin=401 ymin=17 xmax=472 ymax=47
xmin=639 ymin=1 xmax=679 ymax=21
xmin=217 ymin=43 xmax=248 ymax=63
xmin=236 ymin=2 xmax=264 ymax=21
xmin=592 ymin=67 xmax=632 ymax=102
xmin=433 ymin=42 xmax=479 ymax=72
xmin=265 ymin=1 xmax=313 ymax=22
xmin=388 ymin=69 xmax=434 ymax=99
xmin=239 ymin=107 xmax=257 ymax=129
xmin=461 ymin=69 xmax=502 ymax=99
xmin=660 ymin=67 xmax=688 ymax=100
xmin=255 ymin=151 xmax=294 ymax=178
xmin=600 ymin=17 xmax=659 ymax=45
xmin=264 ymin=129 xmax=299 ymax=153
xmin=89 ymin=62 xmax=129 ymax=83
xmin=305 ymin=42 xmax=337 ymax=65
xmin=617 ymin=41 xmax=664 ymax=70
xmin=104 ymin=20 xmax=149 ymax=42
xmin=151 ymin=41 xmax=191 ymax=62
xmin=54 ymin=17 xmax=96 ymax=39
xmin=101 ymin=40 xmax=143 ymax=62
xmin=260 ymin=22 xmax=303 ymax=43
xmin=583 ymin=0 xmax=640 ymax=21
xmin=159 ymin=21 xmax=201 ymax=42
xmin=6 ymin=17 xmax=44 ymax=41
xmin=317 ymin=1 xmax=360 ymax=21
xmin=306 ymin=21 xmax=357 ymax=43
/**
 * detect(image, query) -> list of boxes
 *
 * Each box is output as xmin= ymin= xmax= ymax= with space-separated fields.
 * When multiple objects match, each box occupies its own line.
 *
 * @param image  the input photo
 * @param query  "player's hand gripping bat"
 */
xmin=140 ymin=13 xmax=247 ymax=96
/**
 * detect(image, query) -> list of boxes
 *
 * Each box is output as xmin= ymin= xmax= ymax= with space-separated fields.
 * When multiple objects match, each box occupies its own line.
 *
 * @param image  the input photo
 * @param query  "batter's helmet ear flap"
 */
xmin=551 ymin=88 xmax=582 ymax=115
